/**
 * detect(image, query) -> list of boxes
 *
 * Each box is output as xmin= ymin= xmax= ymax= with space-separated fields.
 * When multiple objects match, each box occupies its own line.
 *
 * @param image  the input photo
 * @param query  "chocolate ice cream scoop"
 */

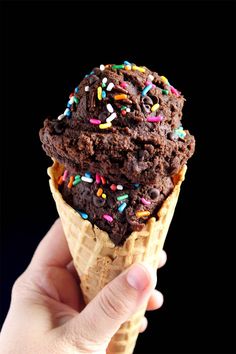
xmin=40 ymin=62 xmax=195 ymax=245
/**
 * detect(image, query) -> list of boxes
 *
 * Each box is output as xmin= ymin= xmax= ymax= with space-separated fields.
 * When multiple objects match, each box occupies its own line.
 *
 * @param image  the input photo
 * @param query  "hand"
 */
xmin=0 ymin=219 xmax=167 ymax=354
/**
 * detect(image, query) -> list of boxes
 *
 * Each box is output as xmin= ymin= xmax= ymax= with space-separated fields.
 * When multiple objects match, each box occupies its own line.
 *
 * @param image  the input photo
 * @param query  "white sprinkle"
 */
xmin=106 ymin=112 xmax=117 ymax=122
xmin=102 ymin=77 xmax=108 ymax=84
xmin=148 ymin=74 xmax=154 ymax=81
xmin=126 ymin=108 xmax=131 ymax=112
xmin=85 ymin=86 xmax=90 ymax=92
xmin=100 ymin=64 xmax=105 ymax=71
xmin=81 ymin=176 xmax=93 ymax=183
xmin=117 ymin=184 xmax=123 ymax=190
xmin=106 ymin=82 xmax=114 ymax=91
xmin=106 ymin=103 xmax=114 ymax=113
xmin=69 ymin=97 xmax=74 ymax=104
xmin=57 ymin=114 xmax=65 ymax=120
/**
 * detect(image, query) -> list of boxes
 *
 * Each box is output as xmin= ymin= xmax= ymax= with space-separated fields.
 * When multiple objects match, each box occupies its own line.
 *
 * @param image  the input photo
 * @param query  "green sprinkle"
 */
xmin=112 ymin=64 xmax=125 ymax=70
xmin=162 ymin=89 xmax=169 ymax=95
xmin=74 ymin=96 xmax=79 ymax=104
xmin=75 ymin=175 xmax=81 ymax=180
xmin=121 ymin=105 xmax=127 ymax=110
xmin=102 ymin=83 xmax=106 ymax=88
xmin=73 ymin=175 xmax=81 ymax=185
xmin=117 ymin=194 xmax=129 ymax=201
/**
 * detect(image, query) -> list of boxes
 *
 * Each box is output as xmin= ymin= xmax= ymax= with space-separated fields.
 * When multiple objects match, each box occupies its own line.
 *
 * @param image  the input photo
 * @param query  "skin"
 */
xmin=0 ymin=219 xmax=167 ymax=354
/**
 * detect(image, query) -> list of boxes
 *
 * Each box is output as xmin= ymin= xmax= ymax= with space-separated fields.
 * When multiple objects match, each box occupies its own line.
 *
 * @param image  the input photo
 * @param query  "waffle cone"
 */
xmin=48 ymin=160 xmax=187 ymax=354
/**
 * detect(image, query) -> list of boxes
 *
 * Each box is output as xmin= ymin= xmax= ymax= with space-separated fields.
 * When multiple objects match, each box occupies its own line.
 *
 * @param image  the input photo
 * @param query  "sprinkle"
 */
xmin=74 ymin=175 xmax=81 ymax=180
xmin=174 ymin=126 xmax=186 ymax=139
xmin=132 ymin=65 xmax=145 ymax=73
xmin=134 ymin=183 xmax=140 ymax=188
xmin=90 ymin=118 xmax=101 ymax=125
xmin=85 ymin=86 xmax=90 ymax=92
xmin=99 ymin=122 xmax=112 ymax=129
xmin=90 ymin=71 xmax=94 ymax=75
xmin=110 ymin=184 xmax=117 ymax=191
xmin=106 ymin=103 xmax=114 ymax=113
xmin=81 ymin=176 xmax=93 ymax=183
xmin=73 ymin=177 xmax=81 ymax=186
xmin=141 ymin=197 xmax=151 ymax=205
xmin=58 ymin=176 xmax=64 ymax=185
xmin=160 ymin=76 xmax=169 ymax=85
xmin=117 ymin=184 xmax=123 ymax=190
xmin=151 ymin=103 xmax=160 ymax=112
xmin=58 ymin=113 xmax=65 ymax=120
xmin=118 ymin=202 xmax=127 ymax=213
xmin=141 ymin=84 xmax=153 ymax=96
xmin=97 ymin=188 xmax=103 ymax=197
xmin=106 ymin=82 xmax=114 ymax=91
xmin=147 ymin=115 xmax=163 ymax=122
xmin=68 ymin=176 xmax=74 ymax=189
xmin=69 ymin=96 xmax=74 ymax=104
xmin=74 ymin=87 xmax=79 ymax=93
xmin=100 ymin=64 xmax=105 ymax=71
xmin=125 ymin=65 xmax=131 ymax=71
xmin=162 ymin=89 xmax=169 ymax=95
xmin=106 ymin=112 xmax=117 ymax=122
xmin=74 ymin=96 xmax=79 ymax=104
xmin=69 ymin=93 xmax=74 ymax=98
xmin=124 ymin=60 xmax=132 ymax=66
xmin=103 ymin=214 xmax=113 ymax=222
xmin=170 ymin=85 xmax=180 ymax=96
xmin=97 ymin=86 xmax=102 ymax=100
xmin=102 ymin=90 xmax=106 ymax=98
xmin=126 ymin=108 xmax=131 ymax=112
xmin=85 ymin=172 xmax=91 ymax=178
xmin=114 ymin=94 xmax=128 ymax=100
xmin=136 ymin=210 xmax=150 ymax=218
xmin=64 ymin=108 xmax=71 ymax=117
xmin=120 ymin=81 xmax=128 ymax=88
xmin=112 ymin=64 xmax=125 ymax=69
xmin=77 ymin=211 xmax=88 ymax=220
xmin=102 ymin=193 xmax=106 ymax=199
xmin=117 ymin=194 xmax=128 ymax=201
xmin=148 ymin=74 xmax=154 ymax=81
xmin=102 ymin=77 xmax=108 ymax=84
xmin=62 ymin=170 xmax=68 ymax=181
xmin=101 ymin=176 xmax=106 ymax=185
xmin=96 ymin=173 xmax=101 ymax=184
xmin=121 ymin=110 xmax=126 ymax=116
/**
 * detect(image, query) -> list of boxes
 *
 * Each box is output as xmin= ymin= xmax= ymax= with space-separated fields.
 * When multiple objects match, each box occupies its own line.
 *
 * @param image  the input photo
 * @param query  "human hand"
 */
xmin=0 ymin=219 xmax=167 ymax=354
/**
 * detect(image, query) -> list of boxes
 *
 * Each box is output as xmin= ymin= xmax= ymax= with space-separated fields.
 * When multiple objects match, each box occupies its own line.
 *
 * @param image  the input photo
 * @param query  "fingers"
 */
xmin=29 ymin=219 xmax=72 ymax=270
xmin=158 ymin=250 xmax=167 ymax=269
xmin=147 ymin=290 xmax=164 ymax=311
xmin=139 ymin=317 xmax=148 ymax=333
xmin=59 ymin=263 xmax=157 ymax=352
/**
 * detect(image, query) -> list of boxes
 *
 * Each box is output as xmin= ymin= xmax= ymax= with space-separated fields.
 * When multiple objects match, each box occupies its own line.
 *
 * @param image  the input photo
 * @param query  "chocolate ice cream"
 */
xmin=40 ymin=62 xmax=195 ymax=245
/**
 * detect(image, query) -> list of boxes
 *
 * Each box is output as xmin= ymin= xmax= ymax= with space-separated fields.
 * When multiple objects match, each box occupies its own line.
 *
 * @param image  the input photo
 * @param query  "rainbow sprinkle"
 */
xmin=141 ymin=197 xmax=151 ymax=205
xmin=147 ymin=115 xmax=163 ymax=123
xmin=117 ymin=194 xmax=129 ymax=201
xmin=99 ymin=122 xmax=112 ymax=129
xmin=103 ymin=214 xmax=113 ymax=222
xmin=118 ymin=202 xmax=127 ymax=213
xmin=142 ymin=84 xmax=153 ymax=96
xmin=136 ymin=210 xmax=150 ymax=218
xmin=77 ymin=211 xmax=89 ymax=219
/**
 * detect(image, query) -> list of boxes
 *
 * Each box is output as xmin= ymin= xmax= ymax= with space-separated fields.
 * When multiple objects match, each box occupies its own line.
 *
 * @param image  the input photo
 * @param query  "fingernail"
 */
xmin=126 ymin=263 xmax=154 ymax=291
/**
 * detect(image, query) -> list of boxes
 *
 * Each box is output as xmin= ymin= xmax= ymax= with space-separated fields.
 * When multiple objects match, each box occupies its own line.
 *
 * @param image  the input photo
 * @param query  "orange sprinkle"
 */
xmin=58 ymin=176 xmax=64 ymax=185
xmin=114 ymin=94 xmax=128 ymax=100
xmin=136 ymin=210 xmax=151 ymax=218
xmin=68 ymin=176 xmax=74 ymax=189
xmin=101 ymin=176 xmax=106 ymax=185
xmin=97 ymin=188 xmax=103 ymax=197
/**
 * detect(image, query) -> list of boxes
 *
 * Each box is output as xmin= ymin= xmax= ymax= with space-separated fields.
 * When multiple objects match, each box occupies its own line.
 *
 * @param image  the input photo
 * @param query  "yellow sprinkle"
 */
xmin=132 ymin=65 xmax=145 ymax=73
xmin=136 ymin=210 xmax=150 ymax=218
xmin=160 ymin=76 xmax=169 ymax=84
xmin=102 ymin=193 xmax=106 ymax=199
xmin=125 ymin=65 xmax=131 ymax=71
xmin=97 ymin=188 xmax=103 ymax=197
xmin=151 ymin=103 xmax=160 ymax=112
xmin=97 ymin=86 xmax=102 ymax=100
xmin=99 ymin=122 xmax=112 ymax=129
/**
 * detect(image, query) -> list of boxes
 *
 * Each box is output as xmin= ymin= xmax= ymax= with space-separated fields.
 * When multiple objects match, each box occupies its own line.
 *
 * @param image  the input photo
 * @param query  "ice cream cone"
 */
xmin=48 ymin=159 xmax=187 ymax=354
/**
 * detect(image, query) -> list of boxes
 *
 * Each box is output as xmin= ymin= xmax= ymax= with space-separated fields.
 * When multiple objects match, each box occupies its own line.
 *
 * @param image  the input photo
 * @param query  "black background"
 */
xmin=1 ymin=1 xmax=235 ymax=353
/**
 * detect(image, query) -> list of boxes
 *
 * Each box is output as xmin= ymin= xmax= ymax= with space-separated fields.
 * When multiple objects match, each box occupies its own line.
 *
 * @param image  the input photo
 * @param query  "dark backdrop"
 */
xmin=1 ymin=1 xmax=235 ymax=353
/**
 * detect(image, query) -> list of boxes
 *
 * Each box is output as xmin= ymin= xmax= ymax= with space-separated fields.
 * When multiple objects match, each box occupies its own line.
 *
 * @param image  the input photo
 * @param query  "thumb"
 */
xmin=60 ymin=263 xmax=157 ymax=352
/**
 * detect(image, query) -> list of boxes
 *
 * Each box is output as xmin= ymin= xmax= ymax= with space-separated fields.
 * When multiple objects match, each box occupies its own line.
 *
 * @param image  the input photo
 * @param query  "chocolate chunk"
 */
xmin=148 ymin=188 xmax=160 ymax=200
xmin=52 ymin=119 xmax=66 ymax=134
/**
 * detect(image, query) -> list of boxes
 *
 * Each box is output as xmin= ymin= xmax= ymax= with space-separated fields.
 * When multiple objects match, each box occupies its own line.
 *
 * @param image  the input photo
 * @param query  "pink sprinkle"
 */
xmin=120 ymin=81 xmax=128 ymax=88
xmin=141 ymin=197 xmax=151 ymax=205
xmin=147 ymin=115 xmax=163 ymax=122
xmin=62 ymin=170 xmax=68 ymax=181
xmin=103 ymin=214 xmax=113 ymax=222
xmin=145 ymin=81 xmax=152 ymax=86
xmin=90 ymin=119 xmax=101 ymax=125
xmin=96 ymin=173 xmax=101 ymax=184
xmin=170 ymin=85 xmax=180 ymax=96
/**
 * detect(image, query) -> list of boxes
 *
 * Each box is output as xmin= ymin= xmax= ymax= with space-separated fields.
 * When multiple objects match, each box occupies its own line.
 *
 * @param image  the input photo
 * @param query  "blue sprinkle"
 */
xmin=77 ymin=210 xmax=88 ymax=219
xmin=102 ymin=90 xmax=106 ymax=98
xmin=118 ymin=202 xmax=127 ymax=213
xmin=124 ymin=60 xmax=131 ymax=66
xmin=85 ymin=172 xmax=91 ymax=178
xmin=74 ymin=87 xmax=79 ymax=93
xmin=133 ymin=183 xmax=140 ymax=189
xmin=141 ymin=84 xmax=153 ymax=96
xmin=64 ymin=108 xmax=71 ymax=117
xmin=67 ymin=101 xmax=72 ymax=108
